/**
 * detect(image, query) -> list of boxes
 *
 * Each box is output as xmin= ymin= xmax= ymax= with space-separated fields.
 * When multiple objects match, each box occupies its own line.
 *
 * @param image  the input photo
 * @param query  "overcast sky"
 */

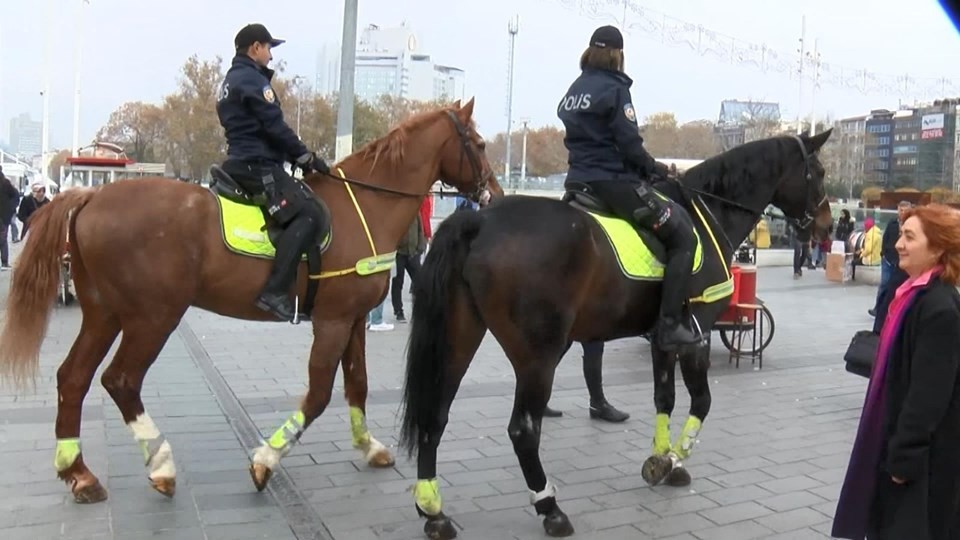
xmin=1 ymin=0 xmax=957 ymax=152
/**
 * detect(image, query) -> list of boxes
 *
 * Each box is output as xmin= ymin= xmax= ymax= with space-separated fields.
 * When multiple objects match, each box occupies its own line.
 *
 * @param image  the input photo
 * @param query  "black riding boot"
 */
xmin=583 ymin=342 xmax=630 ymax=423
xmin=255 ymin=215 xmax=315 ymax=321
xmin=656 ymin=247 xmax=701 ymax=352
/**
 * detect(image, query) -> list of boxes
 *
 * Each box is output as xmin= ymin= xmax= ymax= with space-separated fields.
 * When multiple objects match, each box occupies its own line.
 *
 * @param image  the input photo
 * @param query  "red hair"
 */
xmin=903 ymin=204 xmax=960 ymax=285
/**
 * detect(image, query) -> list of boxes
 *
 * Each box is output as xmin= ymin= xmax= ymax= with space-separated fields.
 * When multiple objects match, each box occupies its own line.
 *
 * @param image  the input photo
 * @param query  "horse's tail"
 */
xmin=0 ymin=188 xmax=98 ymax=390
xmin=399 ymin=209 xmax=484 ymax=458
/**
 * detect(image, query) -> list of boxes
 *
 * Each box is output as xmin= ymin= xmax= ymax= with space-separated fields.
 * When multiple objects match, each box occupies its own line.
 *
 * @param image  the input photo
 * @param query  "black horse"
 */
xmin=399 ymin=131 xmax=833 ymax=539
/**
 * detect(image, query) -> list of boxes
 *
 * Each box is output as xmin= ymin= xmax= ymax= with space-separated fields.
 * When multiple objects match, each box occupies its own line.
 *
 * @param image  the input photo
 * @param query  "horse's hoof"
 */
xmin=542 ymin=510 xmax=575 ymax=537
xmin=664 ymin=466 xmax=692 ymax=487
xmin=72 ymin=480 xmax=108 ymax=504
xmin=249 ymin=463 xmax=272 ymax=492
xmin=641 ymin=454 xmax=673 ymax=486
xmin=423 ymin=513 xmax=458 ymax=540
xmin=149 ymin=477 xmax=176 ymax=498
xmin=368 ymin=448 xmax=396 ymax=468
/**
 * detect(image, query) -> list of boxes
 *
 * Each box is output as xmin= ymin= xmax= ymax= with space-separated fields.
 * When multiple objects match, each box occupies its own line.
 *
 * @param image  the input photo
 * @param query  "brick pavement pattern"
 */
xmin=0 ymin=242 xmax=874 ymax=539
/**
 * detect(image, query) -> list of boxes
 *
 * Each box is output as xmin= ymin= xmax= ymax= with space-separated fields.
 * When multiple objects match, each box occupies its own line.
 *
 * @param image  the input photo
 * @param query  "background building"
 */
xmin=9 ymin=113 xmax=41 ymax=157
xmin=317 ymin=23 xmax=467 ymax=104
xmin=714 ymin=100 xmax=781 ymax=150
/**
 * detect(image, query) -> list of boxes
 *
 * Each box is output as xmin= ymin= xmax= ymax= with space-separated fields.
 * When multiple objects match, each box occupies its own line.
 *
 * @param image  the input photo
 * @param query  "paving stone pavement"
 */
xmin=0 ymin=240 xmax=878 ymax=539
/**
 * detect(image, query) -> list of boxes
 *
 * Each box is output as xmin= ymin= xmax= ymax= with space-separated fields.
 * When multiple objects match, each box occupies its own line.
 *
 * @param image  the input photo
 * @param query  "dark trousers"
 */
xmin=392 ymin=252 xmax=422 ymax=317
xmin=0 ymin=222 xmax=8 ymax=266
xmin=793 ymin=238 xmax=810 ymax=274
xmin=587 ymin=180 xmax=696 ymax=322
xmin=581 ymin=341 xmax=607 ymax=404
xmin=222 ymin=160 xmax=322 ymax=297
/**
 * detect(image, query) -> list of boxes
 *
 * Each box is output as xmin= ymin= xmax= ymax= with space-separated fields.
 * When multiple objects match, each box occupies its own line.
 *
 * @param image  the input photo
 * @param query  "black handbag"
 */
xmin=844 ymin=330 xmax=879 ymax=378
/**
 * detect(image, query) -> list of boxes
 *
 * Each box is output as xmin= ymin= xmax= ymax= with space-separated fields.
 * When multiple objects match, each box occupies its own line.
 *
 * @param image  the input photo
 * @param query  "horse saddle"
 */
xmin=563 ymin=183 xmax=667 ymax=263
xmin=207 ymin=164 xmax=332 ymax=252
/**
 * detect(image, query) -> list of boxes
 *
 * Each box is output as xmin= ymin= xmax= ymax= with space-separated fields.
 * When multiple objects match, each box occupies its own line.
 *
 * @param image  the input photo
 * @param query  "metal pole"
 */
xmin=505 ymin=16 xmax=519 ymax=191
xmin=72 ymin=0 xmax=88 ymax=158
xmin=335 ymin=0 xmax=359 ymax=161
xmin=809 ymin=38 xmax=819 ymax=136
xmin=292 ymin=75 xmax=304 ymax=137
xmin=796 ymin=15 xmax=805 ymax=135
xmin=520 ymin=119 xmax=529 ymax=188
xmin=41 ymin=0 xmax=53 ymax=179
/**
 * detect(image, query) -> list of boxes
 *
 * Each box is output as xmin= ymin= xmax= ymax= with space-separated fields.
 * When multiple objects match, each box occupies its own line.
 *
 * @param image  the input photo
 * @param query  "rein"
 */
xmin=313 ymin=110 xmax=491 ymax=201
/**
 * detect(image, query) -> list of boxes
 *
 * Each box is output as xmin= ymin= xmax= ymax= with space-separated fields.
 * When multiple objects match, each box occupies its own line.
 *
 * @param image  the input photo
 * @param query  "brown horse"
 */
xmin=0 ymin=99 xmax=499 ymax=504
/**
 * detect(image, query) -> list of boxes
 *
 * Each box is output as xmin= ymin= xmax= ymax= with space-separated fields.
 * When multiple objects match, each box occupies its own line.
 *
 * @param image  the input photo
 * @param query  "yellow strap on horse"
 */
xmin=311 ymin=168 xmax=394 ymax=279
xmin=687 ymin=199 xmax=734 ymax=304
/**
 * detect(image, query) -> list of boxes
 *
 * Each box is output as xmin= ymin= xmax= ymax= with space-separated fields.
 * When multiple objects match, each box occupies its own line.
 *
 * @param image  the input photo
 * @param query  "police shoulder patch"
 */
xmin=623 ymin=103 xmax=636 ymax=123
xmin=262 ymin=85 xmax=276 ymax=103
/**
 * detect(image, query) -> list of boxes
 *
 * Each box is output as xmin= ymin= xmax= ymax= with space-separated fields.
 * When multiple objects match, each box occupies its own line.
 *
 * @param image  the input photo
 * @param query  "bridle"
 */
xmin=314 ymin=110 xmax=492 ymax=201
xmin=679 ymin=135 xmax=826 ymax=234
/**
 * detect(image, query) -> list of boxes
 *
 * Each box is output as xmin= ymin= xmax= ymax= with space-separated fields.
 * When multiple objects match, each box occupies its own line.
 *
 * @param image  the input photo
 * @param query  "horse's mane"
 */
xmin=355 ymin=107 xmax=475 ymax=171
xmin=681 ymin=135 xmax=794 ymax=200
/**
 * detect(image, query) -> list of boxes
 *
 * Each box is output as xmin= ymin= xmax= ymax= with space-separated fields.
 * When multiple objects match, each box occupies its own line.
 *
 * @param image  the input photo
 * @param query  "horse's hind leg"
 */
xmin=488 ymin=310 xmax=574 ymax=538
xmin=100 ymin=316 xmax=184 ymax=498
xmin=413 ymin=295 xmax=486 ymax=540
xmin=55 ymin=308 xmax=120 ymax=503
xmin=341 ymin=318 xmax=394 ymax=468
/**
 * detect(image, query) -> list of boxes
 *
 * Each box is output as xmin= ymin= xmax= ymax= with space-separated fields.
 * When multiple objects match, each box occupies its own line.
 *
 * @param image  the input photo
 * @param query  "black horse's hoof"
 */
xmin=423 ymin=512 xmax=457 ymax=540
xmin=542 ymin=509 xmax=575 ymax=537
xmin=641 ymin=454 xmax=673 ymax=486
xmin=664 ymin=465 xmax=692 ymax=487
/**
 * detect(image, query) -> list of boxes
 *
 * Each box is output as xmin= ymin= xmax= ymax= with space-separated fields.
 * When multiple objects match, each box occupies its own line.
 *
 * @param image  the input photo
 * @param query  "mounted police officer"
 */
xmin=217 ymin=23 xmax=330 ymax=322
xmin=557 ymin=25 xmax=700 ymax=351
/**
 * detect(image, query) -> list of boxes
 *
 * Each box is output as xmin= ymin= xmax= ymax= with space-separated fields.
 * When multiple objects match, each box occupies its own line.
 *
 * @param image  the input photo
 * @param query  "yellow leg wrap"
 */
xmin=349 ymin=406 xmax=371 ymax=448
xmin=267 ymin=411 xmax=306 ymax=452
xmin=414 ymin=478 xmax=442 ymax=516
xmin=652 ymin=413 xmax=671 ymax=456
xmin=55 ymin=438 xmax=81 ymax=472
xmin=671 ymin=416 xmax=703 ymax=460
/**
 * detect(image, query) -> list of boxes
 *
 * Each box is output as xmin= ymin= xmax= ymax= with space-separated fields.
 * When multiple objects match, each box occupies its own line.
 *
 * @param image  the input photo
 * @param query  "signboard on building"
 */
xmin=922 ymin=113 xmax=945 ymax=140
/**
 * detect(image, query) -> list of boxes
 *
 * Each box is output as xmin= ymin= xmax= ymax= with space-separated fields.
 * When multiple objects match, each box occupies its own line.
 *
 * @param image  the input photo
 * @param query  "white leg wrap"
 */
xmin=128 ymin=413 xmax=176 ymax=479
xmin=529 ymin=481 xmax=558 ymax=505
xmin=359 ymin=436 xmax=388 ymax=463
xmin=149 ymin=441 xmax=176 ymax=480
xmin=252 ymin=443 xmax=283 ymax=470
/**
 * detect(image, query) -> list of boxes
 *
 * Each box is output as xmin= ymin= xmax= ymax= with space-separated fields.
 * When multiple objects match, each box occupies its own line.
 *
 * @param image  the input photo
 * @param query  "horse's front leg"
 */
xmin=342 ymin=316 xmax=394 ymax=467
xmin=642 ymin=340 xmax=678 ymax=486
xmin=663 ymin=340 xmax=712 ymax=487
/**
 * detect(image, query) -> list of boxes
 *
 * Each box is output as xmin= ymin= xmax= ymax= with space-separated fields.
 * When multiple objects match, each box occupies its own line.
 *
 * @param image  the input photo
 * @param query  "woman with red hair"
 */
xmin=834 ymin=204 xmax=960 ymax=539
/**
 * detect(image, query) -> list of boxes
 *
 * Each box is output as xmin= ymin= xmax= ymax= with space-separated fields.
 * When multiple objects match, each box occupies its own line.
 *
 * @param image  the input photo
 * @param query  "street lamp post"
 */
xmin=292 ymin=75 xmax=306 ymax=137
xmin=520 ymin=119 xmax=529 ymax=189
xmin=505 ymin=15 xmax=519 ymax=192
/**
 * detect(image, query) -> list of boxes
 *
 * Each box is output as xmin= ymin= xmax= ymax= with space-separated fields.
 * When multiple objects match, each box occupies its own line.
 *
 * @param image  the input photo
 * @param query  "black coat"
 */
xmin=0 ymin=175 xmax=20 ymax=224
xmin=216 ymin=55 xmax=308 ymax=166
xmin=871 ymin=277 xmax=960 ymax=539
xmin=557 ymin=68 xmax=658 ymax=185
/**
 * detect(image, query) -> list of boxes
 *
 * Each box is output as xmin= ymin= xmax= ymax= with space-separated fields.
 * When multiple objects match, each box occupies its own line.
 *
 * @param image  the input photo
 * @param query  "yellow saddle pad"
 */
xmin=585 ymin=210 xmax=703 ymax=280
xmin=214 ymin=194 xmax=330 ymax=260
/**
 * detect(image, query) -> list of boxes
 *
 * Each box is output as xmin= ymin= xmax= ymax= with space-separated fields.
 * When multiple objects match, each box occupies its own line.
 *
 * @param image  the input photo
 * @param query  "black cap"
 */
xmin=234 ymin=23 xmax=285 ymax=50
xmin=590 ymin=25 xmax=623 ymax=49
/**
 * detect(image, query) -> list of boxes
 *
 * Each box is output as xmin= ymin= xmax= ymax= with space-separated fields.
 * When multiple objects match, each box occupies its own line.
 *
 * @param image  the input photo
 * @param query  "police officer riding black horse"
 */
xmin=558 ymin=25 xmax=700 ymax=351
xmin=216 ymin=23 xmax=330 ymax=322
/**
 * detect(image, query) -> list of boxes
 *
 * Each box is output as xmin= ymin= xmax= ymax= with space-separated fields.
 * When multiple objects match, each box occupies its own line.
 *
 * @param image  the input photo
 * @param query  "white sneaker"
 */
xmin=368 ymin=322 xmax=394 ymax=332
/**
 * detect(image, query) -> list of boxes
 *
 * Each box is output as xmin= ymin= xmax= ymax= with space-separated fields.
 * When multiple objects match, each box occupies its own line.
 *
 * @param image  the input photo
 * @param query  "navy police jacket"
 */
xmin=217 ymin=55 xmax=308 ymax=166
xmin=557 ymin=68 xmax=658 ymax=184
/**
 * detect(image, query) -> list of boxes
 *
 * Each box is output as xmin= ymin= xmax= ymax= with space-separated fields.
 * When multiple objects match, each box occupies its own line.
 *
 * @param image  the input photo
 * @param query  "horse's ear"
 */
xmin=805 ymin=128 xmax=833 ymax=153
xmin=452 ymin=99 xmax=462 ymax=108
xmin=459 ymin=97 xmax=476 ymax=120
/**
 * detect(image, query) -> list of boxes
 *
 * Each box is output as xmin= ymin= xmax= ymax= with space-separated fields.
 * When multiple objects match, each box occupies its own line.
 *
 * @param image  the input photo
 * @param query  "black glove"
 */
xmin=296 ymin=152 xmax=330 ymax=175
xmin=653 ymin=161 xmax=670 ymax=179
